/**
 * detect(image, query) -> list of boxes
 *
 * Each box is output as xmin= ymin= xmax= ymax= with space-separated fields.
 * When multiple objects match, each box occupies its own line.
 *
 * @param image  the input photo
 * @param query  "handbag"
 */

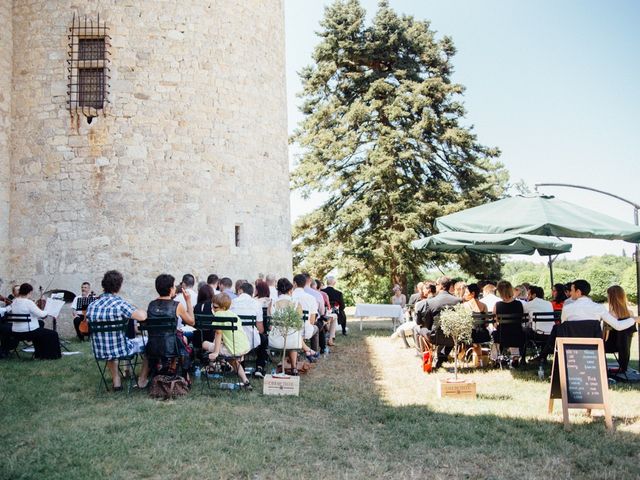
xmin=148 ymin=375 xmax=189 ymax=400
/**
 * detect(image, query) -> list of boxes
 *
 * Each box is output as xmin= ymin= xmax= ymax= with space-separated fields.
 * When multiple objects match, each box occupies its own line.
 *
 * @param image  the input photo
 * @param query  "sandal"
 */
xmin=240 ymin=381 xmax=253 ymax=391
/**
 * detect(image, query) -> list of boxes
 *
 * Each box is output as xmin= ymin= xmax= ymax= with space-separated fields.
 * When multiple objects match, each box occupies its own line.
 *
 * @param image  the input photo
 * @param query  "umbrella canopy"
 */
xmin=412 ymin=232 xmax=572 ymax=256
xmin=435 ymin=195 xmax=640 ymax=243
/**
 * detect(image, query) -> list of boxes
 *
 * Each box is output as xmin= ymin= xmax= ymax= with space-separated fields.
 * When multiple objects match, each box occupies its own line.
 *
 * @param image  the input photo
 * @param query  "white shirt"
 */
xmin=561 ymin=296 xmax=636 ymax=331
xmin=292 ymin=288 xmax=318 ymax=322
xmin=231 ymin=293 xmax=263 ymax=348
xmin=174 ymin=288 xmax=197 ymax=330
xmin=523 ymin=297 xmax=555 ymax=334
xmin=305 ymin=286 xmax=325 ymax=316
xmin=480 ymin=293 xmax=500 ymax=312
xmin=0 ymin=305 xmax=10 ymax=316
xmin=8 ymin=297 xmax=47 ymax=332
xmin=269 ymin=286 xmax=278 ymax=304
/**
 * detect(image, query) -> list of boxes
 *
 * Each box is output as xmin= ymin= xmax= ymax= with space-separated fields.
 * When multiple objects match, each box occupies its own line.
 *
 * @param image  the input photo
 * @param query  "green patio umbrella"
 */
xmin=435 ymin=195 xmax=640 ymax=243
xmin=412 ymin=232 xmax=572 ymax=256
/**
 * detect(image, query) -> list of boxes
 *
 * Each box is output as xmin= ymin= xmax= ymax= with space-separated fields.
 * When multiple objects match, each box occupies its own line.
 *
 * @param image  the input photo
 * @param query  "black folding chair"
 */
xmin=462 ymin=313 xmax=495 ymax=367
xmin=88 ymin=318 xmax=139 ymax=394
xmin=528 ymin=311 xmax=560 ymax=358
xmin=494 ymin=313 xmax=528 ymax=368
xmin=197 ymin=314 xmax=239 ymax=392
xmin=139 ymin=316 xmax=183 ymax=377
xmin=194 ymin=311 xmax=216 ymax=367
xmin=238 ymin=314 xmax=258 ymax=369
xmin=2 ymin=314 xmax=33 ymax=359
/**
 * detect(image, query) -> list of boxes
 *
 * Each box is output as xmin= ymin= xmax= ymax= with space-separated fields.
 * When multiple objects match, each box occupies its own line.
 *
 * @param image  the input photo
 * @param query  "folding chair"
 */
xmin=198 ymin=314 xmax=240 ymax=392
xmin=464 ymin=312 xmax=495 ymax=367
xmin=194 ymin=311 xmax=216 ymax=368
xmin=494 ymin=313 xmax=528 ymax=368
xmin=88 ymin=318 xmax=139 ymax=394
xmin=238 ymin=314 xmax=258 ymax=369
xmin=138 ymin=316 xmax=182 ymax=377
xmin=1 ymin=314 xmax=33 ymax=359
xmin=268 ymin=310 xmax=306 ymax=374
xmin=528 ymin=311 xmax=560 ymax=359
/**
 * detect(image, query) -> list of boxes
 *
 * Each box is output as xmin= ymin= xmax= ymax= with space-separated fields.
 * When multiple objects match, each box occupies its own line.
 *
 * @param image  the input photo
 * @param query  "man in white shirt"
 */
xmin=480 ymin=283 xmax=500 ymax=312
xmin=207 ymin=274 xmax=220 ymax=295
xmin=292 ymin=273 xmax=320 ymax=354
xmin=523 ymin=285 xmax=554 ymax=335
xmin=562 ymin=279 xmax=636 ymax=331
xmin=266 ymin=273 xmax=278 ymax=303
xmin=174 ymin=274 xmax=197 ymax=333
xmin=231 ymin=282 xmax=267 ymax=377
xmin=536 ymin=279 xmax=637 ymax=365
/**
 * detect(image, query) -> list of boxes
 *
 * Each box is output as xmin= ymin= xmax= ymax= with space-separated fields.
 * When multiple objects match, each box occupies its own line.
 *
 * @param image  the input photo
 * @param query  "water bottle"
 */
xmin=219 ymin=382 xmax=239 ymax=390
xmin=538 ymin=364 xmax=545 ymax=380
xmin=194 ymin=367 xmax=201 ymax=379
xmin=208 ymin=373 xmax=222 ymax=379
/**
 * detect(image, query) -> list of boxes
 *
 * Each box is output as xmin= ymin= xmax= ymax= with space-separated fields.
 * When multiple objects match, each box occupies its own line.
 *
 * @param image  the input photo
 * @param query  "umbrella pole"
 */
xmin=548 ymin=255 xmax=555 ymax=287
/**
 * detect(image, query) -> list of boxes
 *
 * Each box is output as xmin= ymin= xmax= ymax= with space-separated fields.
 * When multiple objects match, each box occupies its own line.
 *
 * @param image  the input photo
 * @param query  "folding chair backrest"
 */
xmin=495 ymin=313 xmax=527 ymax=348
xmin=238 ymin=315 xmax=257 ymax=328
xmin=140 ymin=316 xmax=177 ymax=334
xmin=211 ymin=314 xmax=238 ymax=332
xmin=194 ymin=312 xmax=215 ymax=331
xmin=471 ymin=312 xmax=495 ymax=326
xmin=556 ymin=320 xmax=602 ymax=339
xmin=4 ymin=313 xmax=32 ymax=329
xmin=87 ymin=317 xmax=129 ymax=334
xmin=531 ymin=311 xmax=560 ymax=328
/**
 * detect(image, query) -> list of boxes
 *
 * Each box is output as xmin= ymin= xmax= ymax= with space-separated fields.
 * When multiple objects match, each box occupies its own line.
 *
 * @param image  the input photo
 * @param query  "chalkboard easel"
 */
xmin=548 ymin=337 xmax=612 ymax=432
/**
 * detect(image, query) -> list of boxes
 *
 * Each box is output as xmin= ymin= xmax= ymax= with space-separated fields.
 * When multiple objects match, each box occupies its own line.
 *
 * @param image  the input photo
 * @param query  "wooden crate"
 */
xmin=263 ymin=374 xmax=300 ymax=396
xmin=437 ymin=378 xmax=476 ymax=399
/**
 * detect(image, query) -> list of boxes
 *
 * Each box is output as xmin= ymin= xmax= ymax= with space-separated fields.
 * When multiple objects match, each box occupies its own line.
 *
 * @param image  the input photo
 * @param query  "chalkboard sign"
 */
xmin=548 ymin=337 xmax=612 ymax=431
xmin=563 ymin=344 xmax=603 ymax=404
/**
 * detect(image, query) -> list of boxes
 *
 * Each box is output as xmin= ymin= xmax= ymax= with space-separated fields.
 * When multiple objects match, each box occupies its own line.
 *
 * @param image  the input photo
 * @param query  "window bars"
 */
xmin=67 ymin=13 xmax=111 ymax=121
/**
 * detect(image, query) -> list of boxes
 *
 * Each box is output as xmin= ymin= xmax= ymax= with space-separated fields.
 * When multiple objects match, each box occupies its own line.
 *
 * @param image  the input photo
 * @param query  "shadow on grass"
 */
xmin=0 ymin=332 xmax=639 ymax=480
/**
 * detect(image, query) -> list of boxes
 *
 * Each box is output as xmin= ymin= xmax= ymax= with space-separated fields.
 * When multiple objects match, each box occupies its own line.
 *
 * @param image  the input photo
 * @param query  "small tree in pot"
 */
xmin=438 ymin=304 xmax=473 ymax=380
xmin=270 ymin=304 xmax=303 ymax=376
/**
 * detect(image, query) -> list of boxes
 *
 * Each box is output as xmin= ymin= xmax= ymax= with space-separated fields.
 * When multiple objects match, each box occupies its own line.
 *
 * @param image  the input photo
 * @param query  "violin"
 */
xmin=36 ymin=285 xmax=47 ymax=310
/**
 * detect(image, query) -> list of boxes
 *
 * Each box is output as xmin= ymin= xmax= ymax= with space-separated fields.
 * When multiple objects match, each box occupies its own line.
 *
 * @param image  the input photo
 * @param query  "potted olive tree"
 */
xmin=264 ymin=304 xmax=303 ymax=396
xmin=437 ymin=304 xmax=476 ymax=399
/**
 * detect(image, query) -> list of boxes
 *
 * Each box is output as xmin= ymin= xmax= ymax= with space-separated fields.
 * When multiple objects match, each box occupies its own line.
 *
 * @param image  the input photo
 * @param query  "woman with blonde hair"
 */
xmin=492 ymin=280 xmax=524 ymax=367
xmin=605 ymin=285 xmax=636 ymax=375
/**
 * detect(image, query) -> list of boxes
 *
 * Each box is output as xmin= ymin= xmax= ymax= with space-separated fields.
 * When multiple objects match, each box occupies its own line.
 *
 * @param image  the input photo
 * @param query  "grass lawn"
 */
xmin=1 ymin=326 xmax=639 ymax=480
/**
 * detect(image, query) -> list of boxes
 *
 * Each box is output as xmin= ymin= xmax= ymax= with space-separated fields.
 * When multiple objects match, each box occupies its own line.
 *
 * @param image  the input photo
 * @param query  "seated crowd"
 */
xmin=0 ymin=270 xmax=348 ymax=392
xmin=399 ymin=276 xmax=637 ymax=372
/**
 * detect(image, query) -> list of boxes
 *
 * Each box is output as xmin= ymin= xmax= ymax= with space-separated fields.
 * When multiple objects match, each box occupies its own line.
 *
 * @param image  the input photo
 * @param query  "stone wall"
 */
xmin=0 ymin=0 xmax=11 ymax=282
xmin=9 ymin=0 xmax=291 ymax=304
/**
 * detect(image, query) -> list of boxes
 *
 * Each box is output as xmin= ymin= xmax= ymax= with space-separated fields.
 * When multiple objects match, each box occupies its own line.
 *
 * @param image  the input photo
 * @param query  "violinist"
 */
xmin=0 ymin=283 xmax=61 ymax=359
xmin=2 ymin=284 xmax=19 ymax=305
xmin=0 ymin=278 xmax=11 ymax=306
xmin=72 ymin=282 xmax=94 ymax=341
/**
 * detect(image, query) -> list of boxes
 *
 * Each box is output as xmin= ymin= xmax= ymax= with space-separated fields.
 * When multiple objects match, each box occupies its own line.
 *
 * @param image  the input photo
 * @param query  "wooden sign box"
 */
xmin=437 ymin=378 xmax=476 ymax=399
xmin=548 ymin=337 xmax=612 ymax=431
xmin=263 ymin=374 xmax=300 ymax=396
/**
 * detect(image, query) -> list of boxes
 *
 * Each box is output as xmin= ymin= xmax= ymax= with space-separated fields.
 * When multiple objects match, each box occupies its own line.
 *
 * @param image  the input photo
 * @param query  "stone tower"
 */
xmin=4 ymin=0 xmax=291 ymax=303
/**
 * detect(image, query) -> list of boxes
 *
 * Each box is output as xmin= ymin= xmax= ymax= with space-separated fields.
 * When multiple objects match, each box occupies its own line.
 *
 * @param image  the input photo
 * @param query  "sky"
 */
xmin=284 ymin=0 xmax=640 ymax=263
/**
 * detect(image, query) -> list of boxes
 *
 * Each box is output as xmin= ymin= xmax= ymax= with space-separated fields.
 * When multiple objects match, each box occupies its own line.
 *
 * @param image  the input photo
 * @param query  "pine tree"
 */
xmin=291 ymin=0 xmax=506 ymax=290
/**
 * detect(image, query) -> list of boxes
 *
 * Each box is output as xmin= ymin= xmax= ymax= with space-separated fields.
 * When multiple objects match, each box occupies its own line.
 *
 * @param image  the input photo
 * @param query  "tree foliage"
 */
xmin=291 ymin=0 xmax=506 ymax=290
xmin=502 ymin=255 xmax=637 ymax=303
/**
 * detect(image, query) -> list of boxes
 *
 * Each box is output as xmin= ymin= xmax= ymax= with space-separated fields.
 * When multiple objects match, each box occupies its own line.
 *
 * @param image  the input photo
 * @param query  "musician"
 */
xmin=6 ymin=284 xmax=19 ymax=303
xmin=0 ymin=283 xmax=61 ymax=359
xmin=72 ymin=282 xmax=94 ymax=341
xmin=0 ymin=278 xmax=10 ymax=307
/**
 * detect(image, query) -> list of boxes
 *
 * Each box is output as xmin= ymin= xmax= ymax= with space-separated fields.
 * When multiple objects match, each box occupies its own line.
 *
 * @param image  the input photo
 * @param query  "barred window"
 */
xmin=68 ymin=14 xmax=111 ymax=117
xmin=78 ymin=68 xmax=105 ymax=109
